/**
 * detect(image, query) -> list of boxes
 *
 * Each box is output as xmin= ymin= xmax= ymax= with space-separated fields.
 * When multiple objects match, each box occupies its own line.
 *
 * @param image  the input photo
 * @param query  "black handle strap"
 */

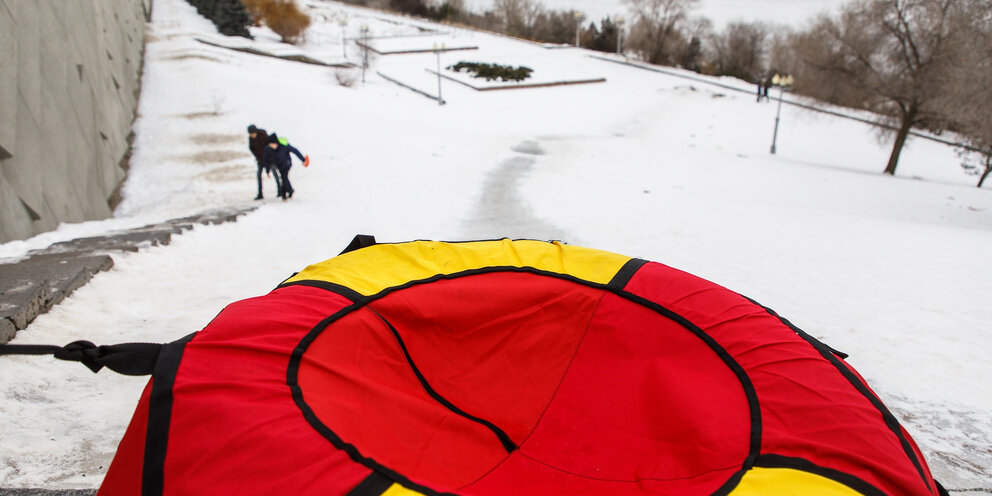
xmin=0 ymin=340 xmax=163 ymax=376
xmin=340 ymin=234 xmax=377 ymax=255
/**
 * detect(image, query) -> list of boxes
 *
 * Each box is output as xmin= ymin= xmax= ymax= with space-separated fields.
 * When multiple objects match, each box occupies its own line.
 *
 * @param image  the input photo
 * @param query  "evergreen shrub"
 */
xmin=187 ymin=0 xmax=253 ymax=38
xmin=447 ymin=62 xmax=533 ymax=82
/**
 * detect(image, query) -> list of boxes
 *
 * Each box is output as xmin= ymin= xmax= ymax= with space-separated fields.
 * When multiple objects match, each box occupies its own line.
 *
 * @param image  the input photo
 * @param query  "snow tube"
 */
xmin=98 ymin=237 xmax=944 ymax=496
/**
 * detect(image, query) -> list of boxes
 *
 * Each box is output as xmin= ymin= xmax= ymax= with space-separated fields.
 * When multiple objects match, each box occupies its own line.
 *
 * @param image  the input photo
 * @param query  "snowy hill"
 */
xmin=465 ymin=0 xmax=849 ymax=28
xmin=0 ymin=0 xmax=990 ymax=490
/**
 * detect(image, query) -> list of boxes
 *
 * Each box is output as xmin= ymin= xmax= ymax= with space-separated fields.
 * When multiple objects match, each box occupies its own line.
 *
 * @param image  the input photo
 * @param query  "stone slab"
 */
xmin=171 ymin=206 xmax=253 ymax=226
xmin=0 ymin=255 xmax=114 ymax=339
xmin=41 ymin=230 xmax=174 ymax=255
xmin=0 ymin=206 xmax=255 ymax=344
xmin=0 ymin=279 xmax=47 ymax=330
xmin=0 ymin=316 xmax=15 ymax=342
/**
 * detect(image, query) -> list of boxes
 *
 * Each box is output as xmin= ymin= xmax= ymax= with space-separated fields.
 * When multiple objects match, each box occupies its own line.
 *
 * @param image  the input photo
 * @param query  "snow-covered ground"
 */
xmin=1 ymin=0 xmax=990 ymax=490
xmin=465 ymin=0 xmax=847 ymax=28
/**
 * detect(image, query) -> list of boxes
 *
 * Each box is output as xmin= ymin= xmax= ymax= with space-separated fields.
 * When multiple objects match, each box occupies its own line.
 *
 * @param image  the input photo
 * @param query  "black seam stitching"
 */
xmin=746 ymin=296 xmax=933 ymax=493
xmin=287 ymin=267 xmax=761 ymax=495
xmin=286 ymin=303 xmax=457 ymax=496
xmin=515 ymin=450 xmax=742 ymax=483
xmin=755 ymin=453 xmax=888 ymax=496
xmin=366 ymin=305 xmax=518 ymax=453
xmin=614 ymin=289 xmax=762 ymax=472
xmin=457 ymin=287 xmax=612 ymax=490
xmin=280 ymin=280 xmax=365 ymax=303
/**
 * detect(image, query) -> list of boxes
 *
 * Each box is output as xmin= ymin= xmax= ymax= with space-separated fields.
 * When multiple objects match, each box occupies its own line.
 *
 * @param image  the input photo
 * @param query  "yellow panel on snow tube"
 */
xmin=381 ymin=483 xmax=427 ymax=496
xmin=731 ymin=467 xmax=865 ymax=496
xmin=284 ymin=239 xmax=633 ymax=296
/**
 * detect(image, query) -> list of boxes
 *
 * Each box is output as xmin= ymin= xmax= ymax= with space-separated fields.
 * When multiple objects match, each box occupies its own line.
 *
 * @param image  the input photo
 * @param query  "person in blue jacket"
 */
xmin=262 ymin=133 xmax=307 ymax=200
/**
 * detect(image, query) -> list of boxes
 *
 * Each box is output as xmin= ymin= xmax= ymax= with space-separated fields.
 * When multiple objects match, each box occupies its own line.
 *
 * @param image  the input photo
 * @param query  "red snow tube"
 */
xmin=97 ymin=237 xmax=944 ymax=496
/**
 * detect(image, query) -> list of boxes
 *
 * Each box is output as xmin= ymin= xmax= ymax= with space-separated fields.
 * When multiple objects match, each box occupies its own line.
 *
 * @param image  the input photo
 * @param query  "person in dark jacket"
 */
xmin=248 ymin=124 xmax=281 ymax=200
xmin=262 ymin=133 xmax=307 ymax=200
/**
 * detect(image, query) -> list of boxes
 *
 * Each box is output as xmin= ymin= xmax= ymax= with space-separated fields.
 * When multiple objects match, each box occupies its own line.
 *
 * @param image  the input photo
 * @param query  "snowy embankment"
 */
xmin=465 ymin=0 xmax=849 ymax=28
xmin=1 ymin=0 xmax=990 ymax=490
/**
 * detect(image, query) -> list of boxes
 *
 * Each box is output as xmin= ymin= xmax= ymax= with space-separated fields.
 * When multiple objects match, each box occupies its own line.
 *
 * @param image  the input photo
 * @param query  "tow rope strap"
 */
xmin=0 ymin=341 xmax=162 ymax=376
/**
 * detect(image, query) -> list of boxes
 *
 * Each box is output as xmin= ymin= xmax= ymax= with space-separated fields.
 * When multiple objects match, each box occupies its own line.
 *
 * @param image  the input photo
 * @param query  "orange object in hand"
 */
xmin=303 ymin=155 xmax=310 ymax=167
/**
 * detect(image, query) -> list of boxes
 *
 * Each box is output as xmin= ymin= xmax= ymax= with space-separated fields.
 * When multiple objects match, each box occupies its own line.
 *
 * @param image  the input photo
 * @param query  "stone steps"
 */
xmin=0 ymin=206 xmax=255 ymax=343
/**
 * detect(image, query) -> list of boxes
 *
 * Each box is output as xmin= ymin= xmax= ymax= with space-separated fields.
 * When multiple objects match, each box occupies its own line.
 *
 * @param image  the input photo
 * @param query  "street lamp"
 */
xmin=433 ymin=43 xmax=446 ymax=106
xmin=338 ymin=17 xmax=348 ymax=59
xmin=574 ymin=12 xmax=584 ymax=48
xmin=769 ymin=73 xmax=794 ymax=155
xmin=360 ymin=24 xmax=370 ymax=84
xmin=616 ymin=17 xmax=625 ymax=55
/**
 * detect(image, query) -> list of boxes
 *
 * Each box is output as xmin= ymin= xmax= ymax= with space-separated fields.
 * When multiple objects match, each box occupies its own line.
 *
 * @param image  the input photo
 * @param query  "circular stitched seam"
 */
xmin=285 ymin=267 xmax=760 ymax=494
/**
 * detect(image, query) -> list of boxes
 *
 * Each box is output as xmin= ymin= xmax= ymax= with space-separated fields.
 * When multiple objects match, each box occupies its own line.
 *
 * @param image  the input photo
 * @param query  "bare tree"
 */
xmin=678 ymin=16 xmax=712 ymax=71
xmin=622 ymin=0 xmax=698 ymax=65
xmin=427 ymin=0 xmax=464 ymax=21
xmin=581 ymin=17 xmax=622 ymax=53
xmin=947 ymin=0 xmax=992 ymax=187
xmin=709 ymin=21 xmax=768 ymax=82
xmin=959 ymin=146 xmax=992 ymax=188
xmin=766 ymin=26 xmax=799 ymax=77
xmin=796 ymin=0 xmax=971 ymax=175
xmin=493 ymin=0 xmax=543 ymax=38
xmin=530 ymin=9 xmax=584 ymax=44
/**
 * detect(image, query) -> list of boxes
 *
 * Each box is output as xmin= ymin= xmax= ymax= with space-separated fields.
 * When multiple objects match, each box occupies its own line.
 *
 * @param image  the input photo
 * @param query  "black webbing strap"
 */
xmin=340 ymin=234 xmax=377 ymax=255
xmin=142 ymin=333 xmax=194 ymax=496
xmin=346 ymin=471 xmax=394 ymax=496
xmin=0 ymin=340 xmax=162 ymax=376
xmin=0 ymin=344 xmax=62 ymax=355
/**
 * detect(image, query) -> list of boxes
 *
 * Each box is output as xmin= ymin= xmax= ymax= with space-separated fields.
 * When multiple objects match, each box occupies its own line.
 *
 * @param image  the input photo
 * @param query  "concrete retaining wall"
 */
xmin=0 ymin=0 xmax=151 ymax=243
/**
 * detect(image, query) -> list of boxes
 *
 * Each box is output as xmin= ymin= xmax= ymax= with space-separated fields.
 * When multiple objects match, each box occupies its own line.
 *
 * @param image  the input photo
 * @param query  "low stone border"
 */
xmin=430 ymin=70 xmax=606 ymax=91
xmin=0 ymin=207 xmax=255 ymax=344
xmin=194 ymin=38 xmax=353 ymax=68
xmin=355 ymin=41 xmax=478 ymax=55
xmin=376 ymin=71 xmax=445 ymax=105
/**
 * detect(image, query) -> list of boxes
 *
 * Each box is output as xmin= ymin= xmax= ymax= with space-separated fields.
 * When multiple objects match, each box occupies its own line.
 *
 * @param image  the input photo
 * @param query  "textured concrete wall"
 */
xmin=0 ymin=0 xmax=151 ymax=243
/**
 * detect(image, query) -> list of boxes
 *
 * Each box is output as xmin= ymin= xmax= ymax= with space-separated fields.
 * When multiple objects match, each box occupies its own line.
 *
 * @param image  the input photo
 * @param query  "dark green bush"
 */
xmin=447 ymin=62 xmax=533 ymax=82
xmin=188 ymin=0 xmax=253 ymax=38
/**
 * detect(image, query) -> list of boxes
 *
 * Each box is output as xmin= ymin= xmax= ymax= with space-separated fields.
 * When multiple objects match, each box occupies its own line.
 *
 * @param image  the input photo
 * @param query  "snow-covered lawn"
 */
xmin=1 ymin=0 xmax=990 ymax=490
xmin=465 ymin=0 xmax=850 ymax=29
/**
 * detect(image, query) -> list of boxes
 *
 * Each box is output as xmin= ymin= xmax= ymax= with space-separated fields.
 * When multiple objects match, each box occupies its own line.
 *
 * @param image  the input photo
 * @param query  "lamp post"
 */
xmin=574 ymin=12 xmax=584 ymax=48
xmin=360 ymin=24 xmax=369 ymax=84
xmin=433 ymin=43 xmax=445 ymax=106
xmin=769 ymin=73 xmax=794 ymax=155
xmin=616 ymin=17 xmax=625 ymax=55
xmin=338 ymin=17 xmax=348 ymax=59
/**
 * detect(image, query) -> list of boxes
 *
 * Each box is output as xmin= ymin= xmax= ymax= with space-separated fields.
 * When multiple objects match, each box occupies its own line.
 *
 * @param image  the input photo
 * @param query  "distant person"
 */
xmin=247 ymin=124 xmax=281 ymax=200
xmin=262 ymin=133 xmax=308 ymax=200
xmin=756 ymin=82 xmax=763 ymax=102
xmin=762 ymin=81 xmax=771 ymax=102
